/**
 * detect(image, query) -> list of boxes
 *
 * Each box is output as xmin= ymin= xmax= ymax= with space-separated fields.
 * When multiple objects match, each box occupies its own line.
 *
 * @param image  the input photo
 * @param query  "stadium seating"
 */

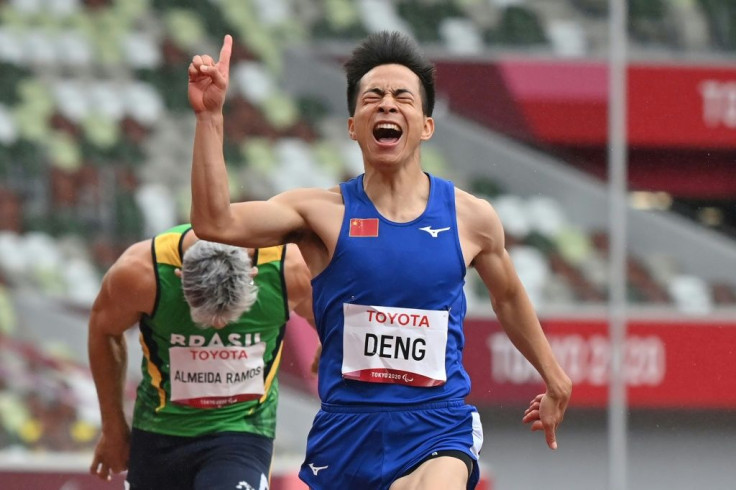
xmin=0 ymin=333 xmax=103 ymax=453
xmin=0 ymin=3 xmax=735 ymax=486
xmin=0 ymin=0 xmax=734 ymax=312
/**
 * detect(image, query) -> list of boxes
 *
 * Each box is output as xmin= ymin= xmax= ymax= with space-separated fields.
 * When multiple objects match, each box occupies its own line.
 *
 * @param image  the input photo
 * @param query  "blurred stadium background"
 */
xmin=0 ymin=0 xmax=735 ymax=488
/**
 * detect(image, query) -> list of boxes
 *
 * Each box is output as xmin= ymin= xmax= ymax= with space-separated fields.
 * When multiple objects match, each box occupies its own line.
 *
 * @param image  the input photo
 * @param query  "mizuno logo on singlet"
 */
xmin=308 ymin=463 xmax=329 ymax=476
xmin=419 ymin=226 xmax=450 ymax=238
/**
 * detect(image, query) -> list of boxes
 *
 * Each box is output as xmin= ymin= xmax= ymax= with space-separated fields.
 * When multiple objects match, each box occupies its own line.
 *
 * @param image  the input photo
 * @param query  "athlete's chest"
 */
xmin=337 ymin=219 xmax=463 ymax=293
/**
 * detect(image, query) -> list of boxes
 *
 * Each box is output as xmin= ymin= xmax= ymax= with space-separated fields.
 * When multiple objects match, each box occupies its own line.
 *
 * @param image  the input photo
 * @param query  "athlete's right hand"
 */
xmin=89 ymin=425 xmax=130 ymax=481
xmin=188 ymin=34 xmax=233 ymax=115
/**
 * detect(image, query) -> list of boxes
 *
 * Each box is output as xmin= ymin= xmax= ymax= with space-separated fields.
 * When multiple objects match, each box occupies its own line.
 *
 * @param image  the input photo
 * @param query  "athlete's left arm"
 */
xmin=284 ymin=244 xmax=314 ymax=325
xmin=457 ymin=190 xmax=572 ymax=449
xmin=283 ymin=244 xmax=320 ymax=374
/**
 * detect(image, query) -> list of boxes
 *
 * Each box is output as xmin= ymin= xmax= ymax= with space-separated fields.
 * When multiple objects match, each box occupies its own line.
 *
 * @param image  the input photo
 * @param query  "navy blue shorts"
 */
xmin=127 ymin=428 xmax=273 ymax=490
xmin=298 ymin=399 xmax=484 ymax=489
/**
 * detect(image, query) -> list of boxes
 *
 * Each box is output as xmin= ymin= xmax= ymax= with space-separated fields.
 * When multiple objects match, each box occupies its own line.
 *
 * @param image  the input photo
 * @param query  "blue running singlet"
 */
xmin=301 ymin=173 xmax=484 ymax=489
xmin=312 ymin=172 xmax=471 ymax=405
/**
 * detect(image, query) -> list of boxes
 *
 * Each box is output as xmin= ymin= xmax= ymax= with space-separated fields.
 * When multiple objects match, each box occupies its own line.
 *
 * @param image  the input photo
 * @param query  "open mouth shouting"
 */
xmin=373 ymin=122 xmax=403 ymax=145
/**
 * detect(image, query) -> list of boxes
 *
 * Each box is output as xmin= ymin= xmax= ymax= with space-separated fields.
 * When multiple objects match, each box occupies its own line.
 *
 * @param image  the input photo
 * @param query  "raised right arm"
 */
xmin=188 ymin=35 xmax=307 ymax=248
xmin=88 ymin=241 xmax=155 ymax=480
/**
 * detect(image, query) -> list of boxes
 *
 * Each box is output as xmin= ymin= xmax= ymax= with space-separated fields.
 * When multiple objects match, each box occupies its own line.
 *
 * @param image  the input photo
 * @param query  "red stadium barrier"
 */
xmin=280 ymin=315 xmax=320 ymax=396
xmin=463 ymin=317 xmax=736 ymax=409
xmin=0 ymin=471 xmax=126 ymax=490
xmin=0 ymin=471 xmax=306 ymax=490
xmin=0 ymin=468 xmax=493 ymax=489
xmin=282 ymin=315 xmax=736 ymax=410
xmin=433 ymin=59 xmax=736 ymax=197
xmin=0 ymin=469 xmax=307 ymax=490
xmin=272 ymin=471 xmax=308 ymax=490
xmin=435 ymin=59 xmax=736 ymax=149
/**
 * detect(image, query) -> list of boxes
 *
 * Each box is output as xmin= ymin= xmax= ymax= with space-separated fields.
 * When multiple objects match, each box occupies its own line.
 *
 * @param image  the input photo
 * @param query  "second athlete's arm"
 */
xmin=88 ymin=241 xmax=155 ymax=480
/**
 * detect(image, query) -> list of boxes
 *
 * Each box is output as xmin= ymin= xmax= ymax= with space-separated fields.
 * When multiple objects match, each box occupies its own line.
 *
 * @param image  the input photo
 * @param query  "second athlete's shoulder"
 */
xmin=95 ymin=238 xmax=156 ymax=315
xmin=113 ymin=239 xmax=154 ymax=276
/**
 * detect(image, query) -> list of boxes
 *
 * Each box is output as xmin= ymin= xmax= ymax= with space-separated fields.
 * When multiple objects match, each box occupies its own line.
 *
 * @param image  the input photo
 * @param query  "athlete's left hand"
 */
xmin=522 ymin=391 xmax=568 ymax=450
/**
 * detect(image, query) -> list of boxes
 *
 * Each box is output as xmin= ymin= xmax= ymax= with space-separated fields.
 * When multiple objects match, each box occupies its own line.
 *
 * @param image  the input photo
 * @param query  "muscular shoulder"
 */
xmin=98 ymin=240 xmax=156 ymax=315
xmin=272 ymin=186 xmax=343 ymax=208
xmin=455 ymin=188 xmax=502 ymax=232
xmin=273 ymin=186 xmax=344 ymax=267
xmin=454 ymin=187 xmax=505 ymax=260
xmin=271 ymin=186 xmax=343 ymax=229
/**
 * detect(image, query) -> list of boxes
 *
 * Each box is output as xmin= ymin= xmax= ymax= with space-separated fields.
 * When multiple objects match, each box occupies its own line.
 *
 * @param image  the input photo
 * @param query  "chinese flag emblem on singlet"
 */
xmin=349 ymin=218 xmax=379 ymax=237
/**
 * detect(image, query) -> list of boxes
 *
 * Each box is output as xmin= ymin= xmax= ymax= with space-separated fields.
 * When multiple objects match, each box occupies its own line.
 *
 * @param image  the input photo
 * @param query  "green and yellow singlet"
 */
xmin=131 ymin=224 xmax=289 ymax=438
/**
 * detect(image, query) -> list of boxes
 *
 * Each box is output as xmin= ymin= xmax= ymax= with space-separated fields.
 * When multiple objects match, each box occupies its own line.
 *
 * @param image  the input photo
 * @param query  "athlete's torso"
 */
xmin=132 ymin=224 xmax=290 ymax=437
xmin=312 ymin=173 xmax=471 ymax=405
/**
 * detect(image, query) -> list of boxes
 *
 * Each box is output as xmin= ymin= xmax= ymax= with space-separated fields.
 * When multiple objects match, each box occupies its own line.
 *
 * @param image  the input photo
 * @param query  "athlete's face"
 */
xmin=348 ymin=64 xmax=434 ymax=169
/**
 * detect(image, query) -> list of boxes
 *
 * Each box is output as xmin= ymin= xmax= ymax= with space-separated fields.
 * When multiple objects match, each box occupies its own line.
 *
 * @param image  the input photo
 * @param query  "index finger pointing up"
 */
xmin=218 ymin=34 xmax=233 ymax=76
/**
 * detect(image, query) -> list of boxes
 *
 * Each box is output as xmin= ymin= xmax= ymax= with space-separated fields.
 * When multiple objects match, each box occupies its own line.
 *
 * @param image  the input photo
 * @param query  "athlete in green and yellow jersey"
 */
xmin=88 ymin=224 xmax=314 ymax=490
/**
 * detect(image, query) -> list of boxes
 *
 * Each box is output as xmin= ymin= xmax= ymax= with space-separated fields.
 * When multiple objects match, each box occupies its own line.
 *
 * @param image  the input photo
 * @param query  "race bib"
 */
xmin=342 ymin=304 xmax=448 ymax=387
xmin=169 ymin=343 xmax=266 ymax=408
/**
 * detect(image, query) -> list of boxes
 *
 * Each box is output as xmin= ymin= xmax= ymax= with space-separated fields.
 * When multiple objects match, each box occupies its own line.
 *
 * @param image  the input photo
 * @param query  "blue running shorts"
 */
xmin=127 ymin=428 xmax=273 ymax=490
xmin=298 ymin=399 xmax=484 ymax=489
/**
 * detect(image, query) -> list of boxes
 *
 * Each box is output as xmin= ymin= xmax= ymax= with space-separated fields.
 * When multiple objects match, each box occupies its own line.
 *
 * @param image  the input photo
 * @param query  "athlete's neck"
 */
xmin=362 ymin=170 xmax=430 ymax=223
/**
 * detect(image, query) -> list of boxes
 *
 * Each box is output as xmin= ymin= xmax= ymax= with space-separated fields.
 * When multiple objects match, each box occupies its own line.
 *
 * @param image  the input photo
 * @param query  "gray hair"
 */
xmin=181 ymin=240 xmax=258 ymax=328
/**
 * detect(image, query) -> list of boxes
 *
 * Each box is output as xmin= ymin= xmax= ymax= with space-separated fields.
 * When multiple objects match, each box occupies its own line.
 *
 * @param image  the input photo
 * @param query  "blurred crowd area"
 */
xmin=0 ymin=333 xmax=108 ymax=453
xmin=0 ymin=0 xmax=735 ymax=453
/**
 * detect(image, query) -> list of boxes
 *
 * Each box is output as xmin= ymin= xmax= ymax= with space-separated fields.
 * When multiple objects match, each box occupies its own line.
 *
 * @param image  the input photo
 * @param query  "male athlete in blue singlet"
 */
xmin=301 ymin=173 xmax=484 ymax=489
xmin=188 ymin=30 xmax=572 ymax=490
